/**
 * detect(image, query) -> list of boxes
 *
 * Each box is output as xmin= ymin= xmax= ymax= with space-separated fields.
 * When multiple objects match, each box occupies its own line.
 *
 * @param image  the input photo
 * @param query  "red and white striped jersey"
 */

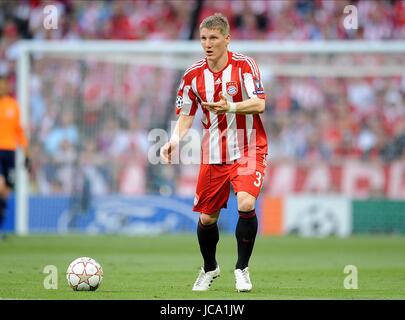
xmin=175 ymin=51 xmax=268 ymax=164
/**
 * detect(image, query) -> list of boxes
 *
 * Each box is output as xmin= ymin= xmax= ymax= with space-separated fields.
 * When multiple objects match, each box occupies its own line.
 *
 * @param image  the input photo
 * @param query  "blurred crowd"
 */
xmin=0 ymin=0 xmax=404 ymax=196
xmin=267 ymin=75 xmax=405 ymax=164
xmin=1 ymin=0 xmax=405 ymax=80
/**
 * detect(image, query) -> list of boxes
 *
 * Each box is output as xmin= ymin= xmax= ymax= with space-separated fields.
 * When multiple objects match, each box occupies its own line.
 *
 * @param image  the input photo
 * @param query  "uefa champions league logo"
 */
xmin=176 ymin=96 xmax=183 ymax=109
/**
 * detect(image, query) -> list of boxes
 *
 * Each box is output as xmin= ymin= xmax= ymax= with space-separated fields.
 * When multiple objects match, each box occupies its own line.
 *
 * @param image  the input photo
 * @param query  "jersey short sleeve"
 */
xmin=241 ymin=57 xmax=266 ymax=100
xmin=175 ymin=73 xmax=198 ymax=116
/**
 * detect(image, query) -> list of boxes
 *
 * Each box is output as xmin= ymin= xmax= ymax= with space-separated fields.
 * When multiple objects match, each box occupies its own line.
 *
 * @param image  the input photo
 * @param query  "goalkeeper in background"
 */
xmin=0 ymin=76 xmax=29 ymax=239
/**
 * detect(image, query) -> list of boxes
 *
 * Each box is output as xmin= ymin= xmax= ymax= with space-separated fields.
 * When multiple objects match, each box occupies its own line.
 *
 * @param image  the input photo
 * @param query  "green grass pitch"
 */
xmin=0 ymin=234 xmax=404 ymax=299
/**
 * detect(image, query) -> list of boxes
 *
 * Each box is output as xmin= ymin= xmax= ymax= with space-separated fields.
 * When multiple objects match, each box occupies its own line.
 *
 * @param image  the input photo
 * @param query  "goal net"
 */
xmin=15 ymin=40 xmax=405 ymax=235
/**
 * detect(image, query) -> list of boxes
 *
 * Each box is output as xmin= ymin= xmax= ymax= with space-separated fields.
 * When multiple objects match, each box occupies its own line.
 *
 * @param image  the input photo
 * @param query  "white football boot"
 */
xmin=192 ymin=265 xmax=220 ymax=291
xmin=234 ymin=267 xmax=252 ymax=292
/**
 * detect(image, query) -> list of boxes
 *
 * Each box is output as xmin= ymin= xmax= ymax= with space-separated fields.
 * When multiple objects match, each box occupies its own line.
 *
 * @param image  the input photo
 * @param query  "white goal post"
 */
xmin=15 ymin=40 xmax=405 ymax=235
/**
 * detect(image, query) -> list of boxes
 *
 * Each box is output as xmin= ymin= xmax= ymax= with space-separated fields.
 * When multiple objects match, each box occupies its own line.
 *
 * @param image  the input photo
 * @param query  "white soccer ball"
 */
xmin=66 ymin=257 xmax=103 ymax=291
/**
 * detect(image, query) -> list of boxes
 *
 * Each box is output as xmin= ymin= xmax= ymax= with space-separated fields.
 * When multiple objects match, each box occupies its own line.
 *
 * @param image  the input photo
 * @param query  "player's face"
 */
xmin=200 ymin=28 xmax=230 ymax=62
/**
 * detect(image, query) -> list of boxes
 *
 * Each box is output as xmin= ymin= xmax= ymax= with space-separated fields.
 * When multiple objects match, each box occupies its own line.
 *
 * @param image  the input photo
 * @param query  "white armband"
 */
xmin=228 ymin=102 xmax=237 ymax=113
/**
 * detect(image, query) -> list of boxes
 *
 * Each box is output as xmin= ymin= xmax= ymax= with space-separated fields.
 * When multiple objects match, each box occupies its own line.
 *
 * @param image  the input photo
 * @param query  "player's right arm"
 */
xmin=160 ymin=114 xmax=195 ymax=164
xmin=160 ymin=66 xmax=199 ymax=164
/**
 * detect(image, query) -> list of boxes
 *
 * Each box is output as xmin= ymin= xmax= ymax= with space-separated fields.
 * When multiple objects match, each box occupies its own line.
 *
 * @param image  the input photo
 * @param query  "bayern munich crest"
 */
xmin=226 ymin=81 xmax=238 ymax=96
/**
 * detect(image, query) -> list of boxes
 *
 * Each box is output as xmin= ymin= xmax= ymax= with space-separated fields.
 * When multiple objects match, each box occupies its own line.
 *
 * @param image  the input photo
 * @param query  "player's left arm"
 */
xmin=202 ymin=92 xmax=265 ymax=115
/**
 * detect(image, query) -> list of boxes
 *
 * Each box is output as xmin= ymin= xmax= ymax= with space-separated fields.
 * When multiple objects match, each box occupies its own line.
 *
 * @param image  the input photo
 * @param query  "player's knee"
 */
xmin=0 ymin=176 xmax=6 ymax=188
xmin=0 ymin=178 xmax=8 ymax=197
xmin=239 ymin=202 xmax=255 ymax=212
xmin=199 ymin=212 xmax=219 ymax=225
xmin=237 ymin=194 xmax=256 ymax=212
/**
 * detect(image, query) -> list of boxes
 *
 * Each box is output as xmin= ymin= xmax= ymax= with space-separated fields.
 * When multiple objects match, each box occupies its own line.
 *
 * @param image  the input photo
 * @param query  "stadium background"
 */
xmin=1 ymin=0 xmax=405 ymax=236
xmin=0 ymin=0 xmax=405 ymax=301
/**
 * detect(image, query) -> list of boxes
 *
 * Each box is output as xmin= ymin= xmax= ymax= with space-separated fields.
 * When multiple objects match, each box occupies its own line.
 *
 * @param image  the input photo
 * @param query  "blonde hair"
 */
xmin=199 ymin=13 xmax=230 ymax=36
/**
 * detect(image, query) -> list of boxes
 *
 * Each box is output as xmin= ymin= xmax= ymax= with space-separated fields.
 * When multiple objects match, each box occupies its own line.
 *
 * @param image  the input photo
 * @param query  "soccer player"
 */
xmin=160 ymin=13 xmax=267 ymax=292
xmin=0 ymin=76 xmax=29 ymax=238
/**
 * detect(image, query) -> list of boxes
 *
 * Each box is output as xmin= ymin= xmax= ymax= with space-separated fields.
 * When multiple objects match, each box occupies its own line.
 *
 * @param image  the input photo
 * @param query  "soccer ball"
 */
xmin=66 ymin=257 xmax=103 ymax=291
